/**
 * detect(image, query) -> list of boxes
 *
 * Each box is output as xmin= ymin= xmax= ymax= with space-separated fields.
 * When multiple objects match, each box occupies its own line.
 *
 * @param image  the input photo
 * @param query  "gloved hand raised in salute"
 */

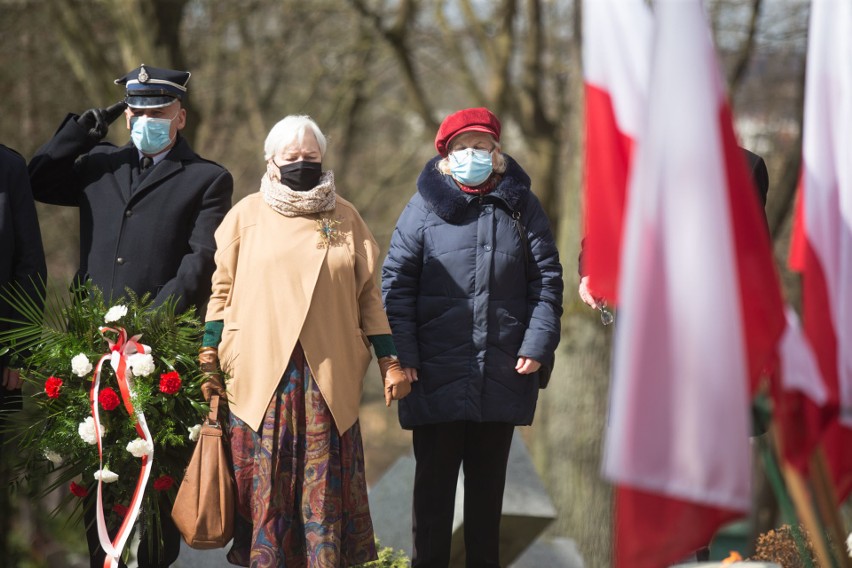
xmin=76 ymin=100 xmax=128 ymax=140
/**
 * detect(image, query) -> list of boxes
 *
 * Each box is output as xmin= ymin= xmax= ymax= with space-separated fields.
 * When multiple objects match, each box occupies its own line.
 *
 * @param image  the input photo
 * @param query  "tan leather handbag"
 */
xmin=171 ymin=395 xmax=234 ymax=549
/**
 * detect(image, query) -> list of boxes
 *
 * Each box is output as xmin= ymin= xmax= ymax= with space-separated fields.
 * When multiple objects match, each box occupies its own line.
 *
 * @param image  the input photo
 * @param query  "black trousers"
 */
xmin=0 ymin=403 xmax=17 ymax=563
xmin=84 ymin=494 xmax=180 ymax=568
xmin=411 ymin=421 xmax=515 ymax=568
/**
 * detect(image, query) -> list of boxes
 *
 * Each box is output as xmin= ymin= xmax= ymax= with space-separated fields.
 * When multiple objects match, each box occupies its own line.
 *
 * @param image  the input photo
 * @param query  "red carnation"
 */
xmin=100 ymin=387 xmax=120 ymax=411
xmin=158 ymin=371 xmax=182 ymax=395
xmin=112 ymin=503 xmax=129 ymax=517
xmin=69 ymin=481 xmax=88 ymax=498
xmin=45 ymin=376 xmax=63 ymax=399
xmin=153 ymin=475 xmax=174 ymax=492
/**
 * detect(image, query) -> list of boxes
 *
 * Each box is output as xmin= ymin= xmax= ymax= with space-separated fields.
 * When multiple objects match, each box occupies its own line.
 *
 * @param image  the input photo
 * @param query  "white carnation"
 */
xmin=71 ymin=353 xmax=93 ymax=377
xmin=127 ymin=353 xmax=156 ymax=377
xmin=44 ymin=450 xmax=64 ymax=465
xmin=77 ymin=416 xmax=104 ymax=445
xmin=104 ymin=304 xmax=128 ymax=323
xmin=126 ymin=437 xmax=154 ymax=458
xmin=94 ymin=467 xmax=119 ymax=483
xmin=187 ymin=424 xmax=202 ymax=442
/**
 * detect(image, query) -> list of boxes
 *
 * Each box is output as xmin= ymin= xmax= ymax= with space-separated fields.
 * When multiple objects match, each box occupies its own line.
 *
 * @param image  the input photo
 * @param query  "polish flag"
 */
xmin=788 ymin=0 xmax=852 ymax=499
xmin=602 ymin=2 xmax=786 ymax=566
xmin=774 ymin=309 xmax=828 ymax=475
xmin=581 ymin=0 xmax=652 ymax=303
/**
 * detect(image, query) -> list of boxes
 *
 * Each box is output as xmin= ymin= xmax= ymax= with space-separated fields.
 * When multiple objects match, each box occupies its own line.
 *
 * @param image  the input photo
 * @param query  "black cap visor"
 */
xmin=126 ymin=94 xmax=179 ymax=109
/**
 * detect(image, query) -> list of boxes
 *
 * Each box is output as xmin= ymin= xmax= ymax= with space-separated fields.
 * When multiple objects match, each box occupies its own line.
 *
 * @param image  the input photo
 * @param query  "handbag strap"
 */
xmin=512 ymin=210 xmax=530 ymax=266
xmin=207 ymin=394 xmax=221 ymax=427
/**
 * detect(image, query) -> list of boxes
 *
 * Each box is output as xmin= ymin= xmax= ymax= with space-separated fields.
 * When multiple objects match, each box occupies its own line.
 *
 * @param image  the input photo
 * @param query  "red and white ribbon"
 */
xmin=89 ymin=326 xmax=154 ymax=568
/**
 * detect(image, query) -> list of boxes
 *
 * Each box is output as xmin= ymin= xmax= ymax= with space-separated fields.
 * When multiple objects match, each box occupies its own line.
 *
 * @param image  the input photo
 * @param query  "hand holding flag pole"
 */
xmin=598 ymin=301 xmax=614 ymax=326
xmin=578 ymin=276 xmax=614 ymax=326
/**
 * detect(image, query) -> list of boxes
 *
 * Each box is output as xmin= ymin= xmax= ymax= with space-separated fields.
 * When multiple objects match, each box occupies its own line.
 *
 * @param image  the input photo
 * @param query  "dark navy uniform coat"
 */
xmin=382 ymin=155 xmax=563 ymax=429
xmin=29 ymin=115 xmax=233 ymax=314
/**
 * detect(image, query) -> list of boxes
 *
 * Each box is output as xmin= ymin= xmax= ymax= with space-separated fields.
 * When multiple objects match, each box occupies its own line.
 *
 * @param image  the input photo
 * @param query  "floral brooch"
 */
xmin=316 ymin=216 xmax=344 ymax=248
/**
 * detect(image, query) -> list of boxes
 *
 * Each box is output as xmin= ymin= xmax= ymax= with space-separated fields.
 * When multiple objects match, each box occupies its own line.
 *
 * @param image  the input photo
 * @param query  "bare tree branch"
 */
xmin=458 ymin=0 xmax=499 ymax=68
xmin=433 ymin=1 xmax=488 ymax=105
xmin=728 ymin=0 xmax=763 ymax=97
xmin=517 ymin=0 xmax=553 ymax=134
xmin=767 ymin=59 xmax=805 ymax=238
xmin=488 ymin=0 xmax=518 ymax=118
xmin=333 ymin=26 xmax=378 ymax=177
xmin=47 ymin=0 xmax=117 ymax=104
xmin=346 ymin=0 xmax=438 ymax=131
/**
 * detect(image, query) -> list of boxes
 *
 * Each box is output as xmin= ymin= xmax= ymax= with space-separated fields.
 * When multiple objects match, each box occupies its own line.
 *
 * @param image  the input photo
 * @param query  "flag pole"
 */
xmin=755 ymin=426 xmax=814 ymax=568
xmin=773 ymin=428 xmax=834 ymax=568
xmin=810 ymin=447 xmax=852 ymax=567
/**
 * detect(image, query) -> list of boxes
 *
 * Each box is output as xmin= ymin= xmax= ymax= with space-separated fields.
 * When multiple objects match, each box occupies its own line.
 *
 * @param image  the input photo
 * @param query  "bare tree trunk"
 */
xmin=727 ymin=0 xmax=763 ymax=97
xmin=536 ymin=313 xmax=614 ymax=566
xmin=766 ymin=61 xmax=806 ymax=241
xmin=530 ymin=2 xmax=613 ymax=564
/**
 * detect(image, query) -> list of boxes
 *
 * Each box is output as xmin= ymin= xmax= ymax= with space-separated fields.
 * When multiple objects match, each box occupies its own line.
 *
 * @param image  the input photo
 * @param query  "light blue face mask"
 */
xmin=449 ymin=148 xmax=493 ymax=186
xmin=130 ymin=114 xmax=175 ymax=155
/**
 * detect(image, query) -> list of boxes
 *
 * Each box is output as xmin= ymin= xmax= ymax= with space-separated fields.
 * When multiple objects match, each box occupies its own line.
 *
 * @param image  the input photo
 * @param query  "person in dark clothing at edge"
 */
xmin=578 ymin=148 xmax=769 ymax=309
xmin=576 ymin=148 xmax=770 ymax=564
xmin=0 ymin=143 xmax=47 ymax=562
xmin=28 ymin=64 xmax=233 ymax=568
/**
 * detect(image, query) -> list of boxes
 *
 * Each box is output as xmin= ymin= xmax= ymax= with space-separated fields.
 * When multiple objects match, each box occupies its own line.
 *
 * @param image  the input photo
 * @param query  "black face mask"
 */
xmin=278 ymin=160 xmax=323 ymax=192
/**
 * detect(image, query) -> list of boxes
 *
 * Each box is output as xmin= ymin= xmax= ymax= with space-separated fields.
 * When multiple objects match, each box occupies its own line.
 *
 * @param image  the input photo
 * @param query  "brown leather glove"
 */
xmin=378 ymin=356 xmax=410 ymax=407
xmin=198 ymin=348 xmax=226 ymax=402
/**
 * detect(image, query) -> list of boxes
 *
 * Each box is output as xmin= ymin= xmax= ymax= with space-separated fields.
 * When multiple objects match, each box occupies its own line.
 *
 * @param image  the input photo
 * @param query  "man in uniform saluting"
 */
xmin=29 ymin=64 xmax=233 ymax=316
xmin=28 ymin=64 xmax=233 ymax=568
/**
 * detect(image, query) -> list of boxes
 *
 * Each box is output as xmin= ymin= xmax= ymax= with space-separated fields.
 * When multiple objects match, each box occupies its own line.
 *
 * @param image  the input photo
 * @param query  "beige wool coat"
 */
xmin=206 ymin=191 xmax=391 ymax=433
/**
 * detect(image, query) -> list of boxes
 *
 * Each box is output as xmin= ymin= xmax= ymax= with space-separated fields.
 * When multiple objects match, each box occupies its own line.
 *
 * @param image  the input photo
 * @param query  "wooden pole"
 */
xmin=782 ymin=461 xmax=834 ymax=567
xmin=772 ymin=429 xmax=834 ymax=568
xmin=810 ymin=448 xmax=852 ymax=568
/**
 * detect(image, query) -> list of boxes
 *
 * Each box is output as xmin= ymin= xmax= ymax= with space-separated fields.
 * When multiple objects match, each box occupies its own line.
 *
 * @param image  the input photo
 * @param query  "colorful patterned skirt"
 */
xmin=225 ymin=344 xmax=377 ymax=567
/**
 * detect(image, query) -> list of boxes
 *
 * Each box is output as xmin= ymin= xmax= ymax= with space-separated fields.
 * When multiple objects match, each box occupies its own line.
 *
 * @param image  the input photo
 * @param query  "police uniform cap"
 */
xmin=114 ymin=64 xmax=191 ymax=109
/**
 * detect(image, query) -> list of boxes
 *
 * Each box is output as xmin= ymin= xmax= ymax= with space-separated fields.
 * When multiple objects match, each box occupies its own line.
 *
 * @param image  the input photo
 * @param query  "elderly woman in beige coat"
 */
xmin=199 ymin=115 xmax=410 ymax=567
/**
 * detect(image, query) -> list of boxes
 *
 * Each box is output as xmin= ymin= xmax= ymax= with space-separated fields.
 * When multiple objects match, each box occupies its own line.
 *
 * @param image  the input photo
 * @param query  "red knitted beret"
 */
xmin=434 ymin=107 xmax=501 ymax=157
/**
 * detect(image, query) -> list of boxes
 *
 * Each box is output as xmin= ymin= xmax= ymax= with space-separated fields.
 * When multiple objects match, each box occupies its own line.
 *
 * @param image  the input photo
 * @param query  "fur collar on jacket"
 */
xmin=416 ymin=154 xmax=532 ymax=223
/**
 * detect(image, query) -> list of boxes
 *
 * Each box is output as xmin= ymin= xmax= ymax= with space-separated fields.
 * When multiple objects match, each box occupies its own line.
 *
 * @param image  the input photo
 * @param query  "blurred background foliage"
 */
xmin=0 ymin=0 xmax=809 ymax=565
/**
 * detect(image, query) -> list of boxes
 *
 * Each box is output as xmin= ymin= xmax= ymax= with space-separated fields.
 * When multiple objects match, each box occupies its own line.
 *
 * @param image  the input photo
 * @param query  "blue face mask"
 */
xmin=448 ymin=148 xmax=493 ymax=186
xmin=130 ymin=114 xmax=175 ymax=155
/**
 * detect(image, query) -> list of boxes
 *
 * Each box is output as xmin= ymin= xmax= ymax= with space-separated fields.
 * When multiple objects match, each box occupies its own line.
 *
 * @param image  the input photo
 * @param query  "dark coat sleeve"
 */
xmin=742 ymin=148 xmax=769 ymax=209
xmin=0 ymin=146 xmax=47 ymax=371
xmin=28 ymin=114 xmax=103 ymax=206
xmin=519 ymin=193 xmax=563 ymax=365
xmin=741 ymin=148 xmax=769 ymax=234
xmin=381 ymin=197 xmax=427 ymax=369
xmin=152 ymin=168 xmax=233 ymax=313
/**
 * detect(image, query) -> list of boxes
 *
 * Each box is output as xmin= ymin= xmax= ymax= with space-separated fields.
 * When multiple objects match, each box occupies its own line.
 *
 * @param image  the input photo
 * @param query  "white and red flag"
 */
xmin=581 ymin=0 xmax=651 ymax=303
xmin=601 ymin=2 xmax=785 ymax=566
xmin=788 ymin=0 xmax=852 ymax=500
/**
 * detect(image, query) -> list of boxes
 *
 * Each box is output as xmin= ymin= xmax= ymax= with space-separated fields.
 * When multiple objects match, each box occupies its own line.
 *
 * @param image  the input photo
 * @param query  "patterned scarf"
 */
xmin=260 ymin=161 xmax=336 ymax=217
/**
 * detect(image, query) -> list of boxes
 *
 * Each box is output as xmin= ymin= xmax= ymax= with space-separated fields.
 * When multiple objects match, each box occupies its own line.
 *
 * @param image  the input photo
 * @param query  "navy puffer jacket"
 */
xmin=382 ymin=155 xmax=563 ymax=429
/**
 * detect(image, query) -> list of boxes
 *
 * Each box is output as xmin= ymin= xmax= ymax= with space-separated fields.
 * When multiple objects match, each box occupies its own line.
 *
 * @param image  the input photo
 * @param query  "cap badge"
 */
xmin=138 ymin=65 xmax=149 ymax=83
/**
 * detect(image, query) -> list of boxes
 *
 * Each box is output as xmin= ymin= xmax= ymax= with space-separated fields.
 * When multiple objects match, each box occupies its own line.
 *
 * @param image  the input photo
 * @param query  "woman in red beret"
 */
xmin=382 ymin=107 xmax=564 ymax=567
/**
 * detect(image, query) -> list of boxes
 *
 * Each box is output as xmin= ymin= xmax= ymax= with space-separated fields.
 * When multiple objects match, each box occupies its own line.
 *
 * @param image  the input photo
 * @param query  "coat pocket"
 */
xmin=219 ymin=323 xmax=240 ymax=375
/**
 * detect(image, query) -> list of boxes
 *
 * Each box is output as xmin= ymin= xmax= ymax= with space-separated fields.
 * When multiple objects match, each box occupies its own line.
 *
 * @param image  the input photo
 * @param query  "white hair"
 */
xmin=263 ymin=115 xmax=327 ymax=160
